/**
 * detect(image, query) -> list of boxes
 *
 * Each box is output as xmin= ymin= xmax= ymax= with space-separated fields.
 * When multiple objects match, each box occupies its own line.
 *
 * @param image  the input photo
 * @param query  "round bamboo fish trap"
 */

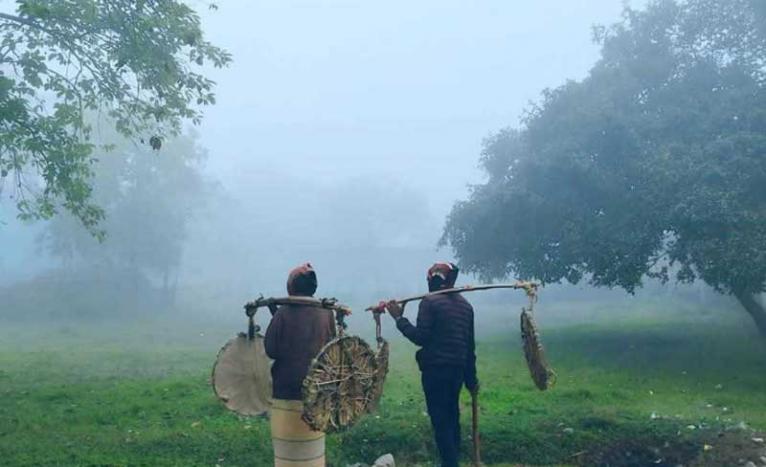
xmin=212 ymin=333 xmax=272 ymax=416
xmin=301 ymin=335 xmax=376 ymax=432
xmin=520 ymin=308 xmax=556 ymax=390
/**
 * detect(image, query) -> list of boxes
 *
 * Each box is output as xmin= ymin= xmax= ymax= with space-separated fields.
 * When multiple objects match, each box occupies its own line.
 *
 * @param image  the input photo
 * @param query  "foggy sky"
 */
xmin=198 ymin=0 xmax=645 ymax=213
xmin=1 ymin=0 xmax=647 ymax=286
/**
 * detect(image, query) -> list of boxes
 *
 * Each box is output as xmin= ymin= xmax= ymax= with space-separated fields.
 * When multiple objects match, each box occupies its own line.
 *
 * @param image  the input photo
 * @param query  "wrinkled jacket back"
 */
xmin=264 ymin=304 xmax=336 ymax=400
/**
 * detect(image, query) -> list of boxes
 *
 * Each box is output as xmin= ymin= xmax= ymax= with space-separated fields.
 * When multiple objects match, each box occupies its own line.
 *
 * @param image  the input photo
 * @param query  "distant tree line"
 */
xmin=42 ymin=126 xmax=210 ymax=310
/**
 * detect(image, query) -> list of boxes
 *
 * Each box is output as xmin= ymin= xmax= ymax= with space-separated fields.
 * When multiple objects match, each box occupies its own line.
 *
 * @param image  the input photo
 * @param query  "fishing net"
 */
xmin=367 ymin=338 xmax=389 ymax=412
xmin=301 ymin=335 xmax=376 ymax=433
xmin=364 ymin=311 xmax=389 ymax=413
xmin=212 ymin=333 xmax=273 ymax=416
xmin=520 ymin=307 xmax=556 ymax=390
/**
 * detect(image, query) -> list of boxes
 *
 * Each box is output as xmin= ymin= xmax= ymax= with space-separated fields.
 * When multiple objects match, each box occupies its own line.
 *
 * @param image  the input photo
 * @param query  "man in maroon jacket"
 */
xmin=265 ymin=263 xmax=336 ymax=466
xmin=265 ymin=263 xmax=336 ymax=401
xmin=385 ymin=262 xmax=478 ymax=467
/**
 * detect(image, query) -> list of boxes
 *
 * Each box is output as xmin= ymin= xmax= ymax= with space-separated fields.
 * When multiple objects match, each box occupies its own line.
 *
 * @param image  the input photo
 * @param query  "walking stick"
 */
xmin=471 ymin=389 xmax=481 ymax=467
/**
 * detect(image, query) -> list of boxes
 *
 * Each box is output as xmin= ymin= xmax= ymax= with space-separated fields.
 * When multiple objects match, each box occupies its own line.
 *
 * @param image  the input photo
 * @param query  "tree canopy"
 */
xmin=442 ymin=0 xmax=766 ymax=334
xmin=0 ymin=0 xmax=229 ymax=231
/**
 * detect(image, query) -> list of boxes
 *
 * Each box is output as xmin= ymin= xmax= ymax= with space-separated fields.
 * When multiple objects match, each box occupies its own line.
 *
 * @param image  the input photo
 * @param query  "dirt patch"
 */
xmin=689 ymin=431 xmax=766 ymax=467
xmin=579 ymin=437 xmax=698 ymax=466
xmin=577 ymin=429 xmax=766 ymax=467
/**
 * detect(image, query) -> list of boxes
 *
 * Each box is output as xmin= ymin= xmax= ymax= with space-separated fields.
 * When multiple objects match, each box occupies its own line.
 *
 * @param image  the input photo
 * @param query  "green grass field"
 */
xmin=1 ymin=301 xmax=766 ymax=466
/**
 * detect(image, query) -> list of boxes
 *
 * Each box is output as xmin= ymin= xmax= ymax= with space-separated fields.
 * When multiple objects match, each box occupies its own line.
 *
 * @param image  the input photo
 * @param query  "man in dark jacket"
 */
xmin=385 ymin=262 xmax=478 ymax=467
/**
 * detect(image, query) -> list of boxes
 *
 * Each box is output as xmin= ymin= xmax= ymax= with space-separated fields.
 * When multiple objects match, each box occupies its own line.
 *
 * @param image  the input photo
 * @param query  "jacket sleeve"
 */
xmin=264 ymin=309 xmax=282 ymax=359
xmin=395 ymin=299 xmax=435 ymax=347
xmin=464 ymin=307 xmax=478 ymax=389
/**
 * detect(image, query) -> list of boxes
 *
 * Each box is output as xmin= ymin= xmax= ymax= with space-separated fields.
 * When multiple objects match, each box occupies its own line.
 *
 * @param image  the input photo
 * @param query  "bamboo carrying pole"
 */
xmin=244 ymin=296 xmax=352 ymax=338
xmin=245 ymin=296 xmax=352 ymax=315
xmin=365 ymin=281 xmax=538 ymax=312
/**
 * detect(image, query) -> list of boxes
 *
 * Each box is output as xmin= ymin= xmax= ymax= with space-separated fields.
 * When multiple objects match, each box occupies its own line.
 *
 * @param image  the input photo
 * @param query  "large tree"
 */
xmin=442 ymin=0 xmax=766 ymax=335
xmin=41 ymin=125 xmax=210 ymax=306
xmin=0 ymin=0 xmax=229 ymax=232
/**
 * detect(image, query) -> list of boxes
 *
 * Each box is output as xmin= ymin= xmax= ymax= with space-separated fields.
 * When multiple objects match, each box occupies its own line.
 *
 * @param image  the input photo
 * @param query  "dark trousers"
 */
xmin=421 ymin=366 xmax=464 ymax=467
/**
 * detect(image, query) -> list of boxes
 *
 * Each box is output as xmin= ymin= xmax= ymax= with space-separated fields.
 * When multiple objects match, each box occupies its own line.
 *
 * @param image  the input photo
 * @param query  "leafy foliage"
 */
xmin=0 ymin=0 xmax=230 ymax=230
xmin=443 ymin=1 xmax=766 ymax=304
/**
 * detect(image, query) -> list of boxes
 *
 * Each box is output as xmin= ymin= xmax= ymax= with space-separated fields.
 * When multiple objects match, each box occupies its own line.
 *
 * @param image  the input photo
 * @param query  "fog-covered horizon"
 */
xmin=0 ymin=0 xmax=651 ymax=307
xmin=197 ymin=0 xmax=646 ymax=211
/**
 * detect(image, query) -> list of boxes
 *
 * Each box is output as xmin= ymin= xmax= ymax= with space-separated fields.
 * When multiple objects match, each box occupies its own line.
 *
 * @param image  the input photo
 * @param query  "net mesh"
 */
xmin=212 ymin=333 xmax=273 ymax=416
xmin=520 ymin=308 xmax=556 ymax=390
xmin=367 ymin=339 xmax=389 ymax=412
xmin=301 ymin=335 xmax=376 ymax=432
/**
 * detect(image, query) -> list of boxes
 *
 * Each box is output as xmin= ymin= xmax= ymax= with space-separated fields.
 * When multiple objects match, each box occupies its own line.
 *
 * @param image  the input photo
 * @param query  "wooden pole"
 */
xmin=472 ymin=389 xmax=481 ymax=466
xmin=365 ymin=282 xmax=538 ymax=312
xmin=245 ymin=296 xmax=352 ymax=316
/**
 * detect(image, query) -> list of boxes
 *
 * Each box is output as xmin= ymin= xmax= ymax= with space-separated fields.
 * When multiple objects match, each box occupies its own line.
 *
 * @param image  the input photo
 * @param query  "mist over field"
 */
xmin=4 ymin=0 xmax=670 ymax=320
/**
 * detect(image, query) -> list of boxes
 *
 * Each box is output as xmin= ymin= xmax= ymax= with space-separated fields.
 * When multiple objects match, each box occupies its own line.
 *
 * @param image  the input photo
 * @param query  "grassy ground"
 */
xmin=1 ymin=303 xmax=766 ymax=466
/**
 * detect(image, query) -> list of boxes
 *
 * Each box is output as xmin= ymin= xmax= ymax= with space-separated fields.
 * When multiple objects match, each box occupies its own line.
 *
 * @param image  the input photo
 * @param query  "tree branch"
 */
xmin=0 ymin=12 xmax=54 ymax=35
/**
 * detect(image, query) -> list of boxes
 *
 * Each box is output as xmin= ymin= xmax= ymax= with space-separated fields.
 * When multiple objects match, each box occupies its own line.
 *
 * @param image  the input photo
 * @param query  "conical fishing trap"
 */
xmin=211 ymin=308 xmax=272 ymax=417
xmin=519 ymin=284 xmax=556 ymax=390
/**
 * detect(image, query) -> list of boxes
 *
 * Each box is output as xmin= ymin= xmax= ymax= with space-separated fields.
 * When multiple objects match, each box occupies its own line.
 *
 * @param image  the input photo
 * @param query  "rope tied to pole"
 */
xmin=373 ymin=310 xmax=383 ymax=343
xmin=244 ymin=299 xmax=259 ymax=341
xmin=366 ymin=309 xmax=389 ymax=414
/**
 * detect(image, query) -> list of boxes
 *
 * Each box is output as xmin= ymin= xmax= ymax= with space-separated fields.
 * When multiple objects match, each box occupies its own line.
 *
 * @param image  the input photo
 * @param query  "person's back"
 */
xmin=412 ymin=293 xmax=475 ymax=375
xmin=263 ymin=263 xmax=335 ymax=467
xmin=265 ymin=303 xmax=335 ymax=400
xmin=386 ymin=262 xmax=478 ymax=467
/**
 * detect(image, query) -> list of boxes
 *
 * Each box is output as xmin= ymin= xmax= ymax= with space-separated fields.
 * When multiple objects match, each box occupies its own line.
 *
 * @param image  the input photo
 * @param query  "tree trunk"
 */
xmin=734 ymin=290 xmax=766 ymax=337
xmin=162 ymin=268 xmax=170 ymax=307
xmin=170 ymin=270 xmax=179 ymax=307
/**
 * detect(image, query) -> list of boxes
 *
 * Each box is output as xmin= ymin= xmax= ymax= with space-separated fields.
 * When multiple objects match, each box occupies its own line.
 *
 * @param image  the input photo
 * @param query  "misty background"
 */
xmin=2 ymin=0 xmax=739 ymax=333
